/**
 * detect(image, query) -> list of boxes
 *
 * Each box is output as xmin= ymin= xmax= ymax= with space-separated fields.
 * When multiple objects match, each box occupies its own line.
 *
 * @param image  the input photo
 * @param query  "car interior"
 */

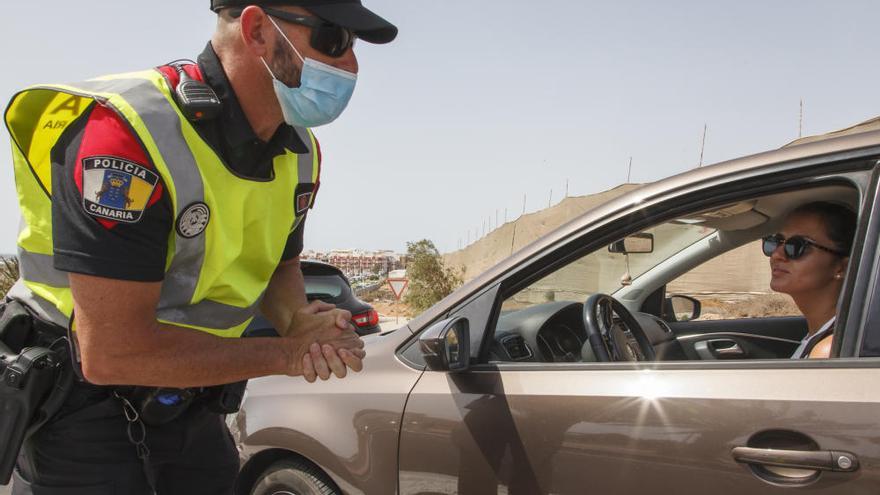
xmin=487 ymin=184 xmax=860 ymax=364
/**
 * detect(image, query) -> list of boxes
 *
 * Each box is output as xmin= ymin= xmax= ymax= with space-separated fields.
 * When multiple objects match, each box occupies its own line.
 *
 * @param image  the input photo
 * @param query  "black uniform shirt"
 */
xmin=51 ymin=42 xmax=313 ymax=282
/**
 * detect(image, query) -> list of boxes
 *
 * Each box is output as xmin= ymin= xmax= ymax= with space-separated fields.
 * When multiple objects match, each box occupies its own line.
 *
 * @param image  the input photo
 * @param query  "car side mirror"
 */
xmin=419 ymin=317 xmax=470 ymax=372
xmin=664 ymin=295 xmax=701 ymax=322
xmin=608 ymin=233 xmax=654 ymax=254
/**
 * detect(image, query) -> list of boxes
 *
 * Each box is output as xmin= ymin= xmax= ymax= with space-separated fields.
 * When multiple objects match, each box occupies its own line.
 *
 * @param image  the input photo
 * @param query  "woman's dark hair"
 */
xmin=789 ymin=201 xmax=857 ymax=255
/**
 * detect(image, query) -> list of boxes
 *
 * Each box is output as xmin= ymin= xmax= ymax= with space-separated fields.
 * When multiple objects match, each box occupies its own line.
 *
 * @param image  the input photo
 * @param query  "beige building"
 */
xmin=303 ymin=249 xmax=402 ymax=277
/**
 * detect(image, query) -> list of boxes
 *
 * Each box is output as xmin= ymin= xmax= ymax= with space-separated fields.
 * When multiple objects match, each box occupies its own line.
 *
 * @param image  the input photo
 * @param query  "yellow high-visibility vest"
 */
xmin=4 ymin=69 xmax=319 ymax=337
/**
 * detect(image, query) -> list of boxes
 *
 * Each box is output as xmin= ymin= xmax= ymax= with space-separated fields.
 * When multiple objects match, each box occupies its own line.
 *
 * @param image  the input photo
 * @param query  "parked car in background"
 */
xmin=232 ymin=119 xmax=880 ymax=495
xmin=302 ymin=260 xmax=380 ymax=335
xmin=248 ymin=260 xmax=380 ymax=337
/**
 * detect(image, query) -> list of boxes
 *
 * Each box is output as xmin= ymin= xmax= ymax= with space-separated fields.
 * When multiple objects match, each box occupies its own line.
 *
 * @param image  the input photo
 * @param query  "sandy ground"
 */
xmin=371 ymin=299 xmax=410 ymax=317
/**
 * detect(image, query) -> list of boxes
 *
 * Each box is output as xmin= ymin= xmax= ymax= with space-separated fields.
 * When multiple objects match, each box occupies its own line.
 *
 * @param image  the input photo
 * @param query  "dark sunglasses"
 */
xmin=229 ymin=7 xmax=356 ymax=58
xmin=761 ymin=234 xmax=847 ymax=259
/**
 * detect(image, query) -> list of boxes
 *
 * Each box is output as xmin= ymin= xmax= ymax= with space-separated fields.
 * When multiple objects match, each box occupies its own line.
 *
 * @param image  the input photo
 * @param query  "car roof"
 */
xmin=408 ymin=125 xmax=880 ymax=331
xmin=300 ymin=259 xmax=347 ymax=278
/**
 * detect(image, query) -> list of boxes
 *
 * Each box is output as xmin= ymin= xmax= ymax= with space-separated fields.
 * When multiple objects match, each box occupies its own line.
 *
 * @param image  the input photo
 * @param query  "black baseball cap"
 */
xmin=210 ymin=0 xmax=397 ymax=44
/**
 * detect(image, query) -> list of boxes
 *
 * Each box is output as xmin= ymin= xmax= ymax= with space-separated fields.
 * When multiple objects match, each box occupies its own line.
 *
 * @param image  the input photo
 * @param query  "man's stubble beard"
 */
xmin=271 ymin=38 xmax=302 ymax=89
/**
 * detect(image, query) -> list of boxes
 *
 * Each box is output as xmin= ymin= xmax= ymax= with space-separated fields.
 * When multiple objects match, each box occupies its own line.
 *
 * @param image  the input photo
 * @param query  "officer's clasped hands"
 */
xmin=285 ymin=300 xmax=366 ymax=382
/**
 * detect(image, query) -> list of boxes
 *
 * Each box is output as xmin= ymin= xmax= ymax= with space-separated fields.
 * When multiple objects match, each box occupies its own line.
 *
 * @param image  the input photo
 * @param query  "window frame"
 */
xmin=846 ymin=161 xmax=880 ymax=357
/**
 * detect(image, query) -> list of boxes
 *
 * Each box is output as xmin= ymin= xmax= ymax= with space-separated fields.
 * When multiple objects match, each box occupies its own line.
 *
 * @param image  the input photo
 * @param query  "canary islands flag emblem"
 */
xmin=81 ymin=156 xmax=158 ymax=223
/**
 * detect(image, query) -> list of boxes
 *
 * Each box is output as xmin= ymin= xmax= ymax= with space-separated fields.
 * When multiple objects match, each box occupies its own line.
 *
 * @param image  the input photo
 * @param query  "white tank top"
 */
xmin=791 ymin=317 xmax=835 ymax=359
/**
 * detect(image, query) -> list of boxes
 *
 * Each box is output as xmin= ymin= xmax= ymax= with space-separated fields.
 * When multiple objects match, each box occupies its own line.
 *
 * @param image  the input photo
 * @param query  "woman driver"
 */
xmin=763 ymin=201 xmax=856 ymax=358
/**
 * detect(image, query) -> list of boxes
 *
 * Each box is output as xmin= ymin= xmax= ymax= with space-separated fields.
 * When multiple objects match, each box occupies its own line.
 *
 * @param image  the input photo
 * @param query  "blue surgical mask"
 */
xmin=262 ymin=17 xmax=357 ymax=128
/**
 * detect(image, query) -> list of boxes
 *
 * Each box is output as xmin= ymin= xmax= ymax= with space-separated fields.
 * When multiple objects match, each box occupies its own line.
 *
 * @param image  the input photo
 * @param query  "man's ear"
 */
xmin=239 ymin=5 xmax=274 ymax=57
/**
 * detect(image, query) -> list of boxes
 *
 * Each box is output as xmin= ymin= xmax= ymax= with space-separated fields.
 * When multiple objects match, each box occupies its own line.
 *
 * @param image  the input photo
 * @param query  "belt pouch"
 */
xmin=133 ymin=387 xmax=197 ymax=426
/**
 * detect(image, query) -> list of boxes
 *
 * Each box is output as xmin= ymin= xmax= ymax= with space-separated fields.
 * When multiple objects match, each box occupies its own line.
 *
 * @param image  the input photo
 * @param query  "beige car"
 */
xmin=232 ymin=119 xmax=880 ymax=495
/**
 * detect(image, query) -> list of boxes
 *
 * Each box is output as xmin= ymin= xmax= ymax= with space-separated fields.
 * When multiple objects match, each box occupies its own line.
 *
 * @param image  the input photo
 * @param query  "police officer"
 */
xmin=3 ymin=1 xmax=397 ymax=493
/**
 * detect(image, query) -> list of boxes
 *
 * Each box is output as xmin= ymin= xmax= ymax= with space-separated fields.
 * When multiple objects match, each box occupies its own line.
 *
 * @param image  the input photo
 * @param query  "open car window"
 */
xmin=487 ymin=185 xmax=862 ymax=365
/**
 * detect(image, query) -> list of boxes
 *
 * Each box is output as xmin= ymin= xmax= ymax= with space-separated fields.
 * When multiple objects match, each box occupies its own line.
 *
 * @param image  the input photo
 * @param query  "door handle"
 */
xmin=709 ymin=339 xmax=744 ymax=356
xmin=732 ymin=446 xmax=859 ymax=472
xmin=694 ymin=339 xmax=746 ymax=360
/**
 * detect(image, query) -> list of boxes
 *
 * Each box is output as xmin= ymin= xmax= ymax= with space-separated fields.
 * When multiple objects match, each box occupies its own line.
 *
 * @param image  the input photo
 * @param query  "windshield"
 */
xmin=502 ymin=221 xmax=716 ymax=311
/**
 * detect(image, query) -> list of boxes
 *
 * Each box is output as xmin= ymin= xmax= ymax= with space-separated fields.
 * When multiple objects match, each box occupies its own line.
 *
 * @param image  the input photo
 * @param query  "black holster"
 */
xmin=203 ymin=379 xmax=247 ymax=414
xmin=0 ymin=299 xmax=73 ymax=485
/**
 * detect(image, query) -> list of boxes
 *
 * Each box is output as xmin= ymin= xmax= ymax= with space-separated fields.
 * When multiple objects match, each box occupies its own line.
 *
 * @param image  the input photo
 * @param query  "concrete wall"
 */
xmin=667 ymin=240 xmax=771 ymax=296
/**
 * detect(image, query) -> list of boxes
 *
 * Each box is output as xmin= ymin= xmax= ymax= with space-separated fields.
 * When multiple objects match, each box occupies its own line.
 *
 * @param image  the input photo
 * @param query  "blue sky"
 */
xmin=1 ymin=1 xmax=878 ymax=255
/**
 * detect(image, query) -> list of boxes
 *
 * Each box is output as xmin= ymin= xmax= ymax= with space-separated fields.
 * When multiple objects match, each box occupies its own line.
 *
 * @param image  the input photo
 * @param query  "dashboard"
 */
xmin=491 ymin=301 xmax=585 ymax=362
xmin=489 ymin=300 xmax=683 ymax=363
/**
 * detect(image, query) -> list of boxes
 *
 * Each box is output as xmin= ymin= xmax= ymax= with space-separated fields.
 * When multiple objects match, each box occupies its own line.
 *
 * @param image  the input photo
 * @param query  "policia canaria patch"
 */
xmin=81 ymin=156 xmax=158 ymax=223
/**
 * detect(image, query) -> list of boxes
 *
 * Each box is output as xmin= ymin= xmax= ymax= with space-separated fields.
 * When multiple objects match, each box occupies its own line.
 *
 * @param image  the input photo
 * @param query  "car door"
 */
xmin=401 ymin=359 xmax=880 ymax=494
xmin=397 ymin=156 xmax=880 ymax=494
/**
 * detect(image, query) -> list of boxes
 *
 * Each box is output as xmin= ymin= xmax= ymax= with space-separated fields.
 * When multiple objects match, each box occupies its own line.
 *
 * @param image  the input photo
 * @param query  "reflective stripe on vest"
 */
xmin=5 ymin=70 xmax=318 ymax=336
xmin=17 ymin=244 xmax=68 ymax=288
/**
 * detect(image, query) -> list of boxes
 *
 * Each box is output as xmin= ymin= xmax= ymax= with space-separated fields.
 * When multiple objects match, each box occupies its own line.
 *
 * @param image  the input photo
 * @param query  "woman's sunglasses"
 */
xmin=230 ymin=7 xmax=356 ymax=58
xmin=761 ymin=234 xmax=847 ymax=259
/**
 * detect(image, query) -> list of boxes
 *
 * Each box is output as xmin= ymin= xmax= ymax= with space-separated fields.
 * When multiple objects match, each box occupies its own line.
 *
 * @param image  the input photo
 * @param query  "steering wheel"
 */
xmin=582 ymin=293 xmax=656 ymax=362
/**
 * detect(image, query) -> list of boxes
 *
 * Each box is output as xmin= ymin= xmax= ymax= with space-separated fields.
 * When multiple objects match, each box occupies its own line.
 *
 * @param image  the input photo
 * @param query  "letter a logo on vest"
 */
xmin=81 ymin=156 xmax=159 ymax=223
